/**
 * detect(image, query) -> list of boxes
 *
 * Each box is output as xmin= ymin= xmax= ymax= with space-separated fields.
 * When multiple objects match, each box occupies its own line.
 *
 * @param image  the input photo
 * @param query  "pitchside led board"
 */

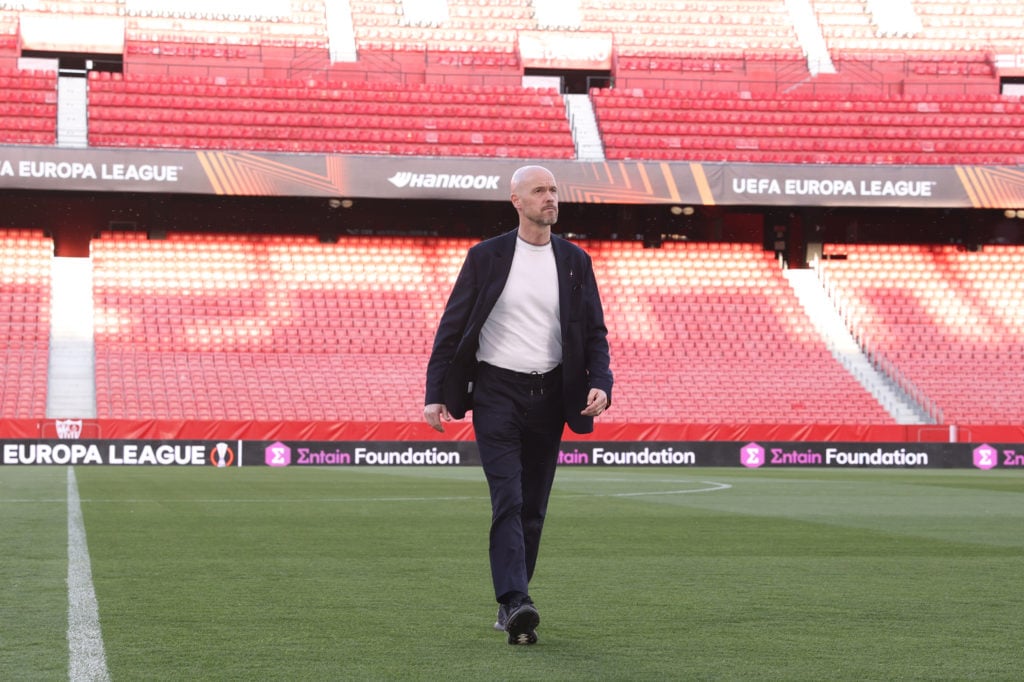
xmin=1 ymin=145 xmax=1023 ymax=208
xmin=2 ymin=439 xmax=1024 ymax=469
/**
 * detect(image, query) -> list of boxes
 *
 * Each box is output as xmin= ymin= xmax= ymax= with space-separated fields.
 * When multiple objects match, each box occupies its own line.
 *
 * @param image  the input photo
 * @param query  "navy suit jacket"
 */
xmin=424 ymin=229 xmax=613 ymax=434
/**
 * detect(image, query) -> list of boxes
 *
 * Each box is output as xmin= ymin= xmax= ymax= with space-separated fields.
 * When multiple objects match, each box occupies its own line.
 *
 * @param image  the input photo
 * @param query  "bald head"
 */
xmin=510 ymin=165 xmax=558 ymax=235
xmin=511 ymin=165 xmax=555 ymax=194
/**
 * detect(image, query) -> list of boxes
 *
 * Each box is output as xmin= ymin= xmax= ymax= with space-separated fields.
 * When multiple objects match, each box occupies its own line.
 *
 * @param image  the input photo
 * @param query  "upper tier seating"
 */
xmin=817 ymin=243 xmax=1024 ymax=424
xmin=346 ymin=0 xmax=1023 ymax=70
xmin=91 ymin=233 xmax=891 ymax=424
xmin=350 ymin=0 xmax=800 ymax=56
xmin=126 ymin=0 xmax=328 ymax=50
xmin=350 ymin=0 xmax=528 ymax=55
xmin=13 ymin=0 xmax=120 ymax=15
xmin=0 ymin=68 xmax=58 ymax=146
xmin=0 ymin=1 xmax=326 ymax=66
xmin=0 ymin=229 xmax=52 ymax=419
xmin=87 ymin=73 xmax=574 ymax=157
xmin=579 ymin=0 xmax=800 ymax=56
xmin=591 ymin=88 xmax=1024 ymax=164
xmin=0 ymin=11 xmax=16 ymax=51
xmin=814 ymin=0 xmax=1024 ymax=56
xmin=1 ymin=2 xmax=1018 ymax=152
xmin=1 ymin=0 xmax=1019 ymax=69
xmin=81 ymin=70 xmax=1024 ymax=164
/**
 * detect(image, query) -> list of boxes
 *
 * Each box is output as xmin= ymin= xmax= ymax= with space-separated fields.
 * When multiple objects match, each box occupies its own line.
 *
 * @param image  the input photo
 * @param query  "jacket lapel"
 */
xmin=472 ymin=230 xmax=517 ymax=326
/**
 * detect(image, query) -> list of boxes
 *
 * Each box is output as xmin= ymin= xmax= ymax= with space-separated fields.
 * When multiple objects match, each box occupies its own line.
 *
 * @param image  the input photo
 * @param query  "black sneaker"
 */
xmin=493 ymin=603 xmax=510 ymax=632
xmin=504 ymin=597 xmax=540 ymax=646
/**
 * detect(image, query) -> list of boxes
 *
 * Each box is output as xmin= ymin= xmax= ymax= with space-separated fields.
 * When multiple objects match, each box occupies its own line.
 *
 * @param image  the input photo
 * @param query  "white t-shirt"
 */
xmin=477 ymin=237 xmax=562 ymax=373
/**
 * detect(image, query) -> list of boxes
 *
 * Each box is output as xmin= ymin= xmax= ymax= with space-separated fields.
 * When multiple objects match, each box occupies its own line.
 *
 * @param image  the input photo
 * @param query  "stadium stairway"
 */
xmin=325 ymin=0 xmax=358 ymax=62
xmin=47 ymin=257 xmax=96 ymax=419
xmin=785 ymin=0 xmax=835 ymax=75
xmin=786 ymin=268 xmax=931 ymax=424
xmin=56 ymin=73 xmax=87 ymax=148
xmin=564 ymin=93 xmax=606 ymax=161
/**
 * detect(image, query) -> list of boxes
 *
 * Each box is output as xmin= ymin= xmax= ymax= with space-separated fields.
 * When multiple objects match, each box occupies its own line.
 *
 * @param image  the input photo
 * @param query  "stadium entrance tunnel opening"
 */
xmin=523 ymin=67 xmax=612 ymax=94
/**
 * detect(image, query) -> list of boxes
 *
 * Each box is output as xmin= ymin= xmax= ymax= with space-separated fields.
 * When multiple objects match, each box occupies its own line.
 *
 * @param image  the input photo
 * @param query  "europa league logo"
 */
xmin=212 ymin=442 xmax=235 ymax=467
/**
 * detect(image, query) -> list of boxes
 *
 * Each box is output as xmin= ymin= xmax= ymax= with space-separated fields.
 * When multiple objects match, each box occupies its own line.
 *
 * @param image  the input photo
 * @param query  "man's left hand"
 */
xmin=581 ymin=388 xmax=609 ymax=417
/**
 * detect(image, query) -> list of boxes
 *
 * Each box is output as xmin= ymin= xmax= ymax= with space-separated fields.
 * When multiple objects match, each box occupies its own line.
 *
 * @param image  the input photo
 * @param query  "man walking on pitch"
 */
xmin=423 ymin=165 xmax=613 ymax=645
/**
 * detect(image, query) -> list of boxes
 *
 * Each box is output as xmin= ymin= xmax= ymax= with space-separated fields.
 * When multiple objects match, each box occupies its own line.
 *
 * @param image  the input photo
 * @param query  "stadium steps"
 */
xmin=784 ymin=267 xmax=932 ymax=424
xmin=784 ymin=0 xmax=836 ymax=75
xmin=325 ymin=0 xmax=358 ymax=63
xmin=565 ymin=93 xmax=605 ymax=161
xmin=47 ymin=257 xmax=96 ymax=419
xmin=57 ymin=74 xmax=87 ymax=148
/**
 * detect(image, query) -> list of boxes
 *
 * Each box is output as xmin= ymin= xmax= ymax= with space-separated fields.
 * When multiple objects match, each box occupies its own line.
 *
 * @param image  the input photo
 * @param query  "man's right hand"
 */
xmin=423 ymin=403 xmax=451 ymax=432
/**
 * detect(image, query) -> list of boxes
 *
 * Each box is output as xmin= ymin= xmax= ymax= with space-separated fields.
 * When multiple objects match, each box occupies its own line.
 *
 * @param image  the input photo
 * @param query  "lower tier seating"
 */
xmin=91 ymin=231 xmax=460 ymax=421
xmin=91 ymin=233 xmax=891 ymax=423
xmin=818 ymin=243 xmax=1024 ymax=424
xmin=590 ymin=240 xmax=892 ymax=423
xmin=0 ymin=229 xmax=52 ymax=418
xmin=0 ymin=231 xmax=1016 ymax=425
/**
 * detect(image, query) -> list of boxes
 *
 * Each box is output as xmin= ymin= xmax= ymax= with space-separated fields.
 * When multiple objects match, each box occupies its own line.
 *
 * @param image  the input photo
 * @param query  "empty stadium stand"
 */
xmin=0 ymin=229 xmax=52 ymax=418
xmin=581 ymin=0 xmax=800 ymax=56
xmin=90 ymin=233 xmax=891 ymax=424
xmin=591 ymin=88 xmax=1024 ymax=164
xmin=91 ymin=231 xmax=459 ymax=421
xmin=0 ymin=1 xmax=1017 ymax=68
xmin=0 ymin=68 xmax=58 ymax=146
xmin=349 ymin=0 xmax=528 ymax=54
xmin=0 ymin=226 xmax=1016 ymax=427
xmin=126 ymin=2 xmax=328 ymax=50
xmin=591 ymin=240 xmax=892 ymax=423
xmin=349 ymin=0 xmax=801 ymax=56
xmin=0 ymin=0 xmax=1018 ymax=164
xmin=817 ymin=243 xmax=1024 ymax=424
xmin=87 ymin=72 xmax=574 ymax=157
xmin=814 ymin=0 xmax=1024 ymax=56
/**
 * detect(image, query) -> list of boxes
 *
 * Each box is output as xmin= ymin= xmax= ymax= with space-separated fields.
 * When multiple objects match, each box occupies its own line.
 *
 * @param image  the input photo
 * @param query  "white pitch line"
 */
xmin=65 ymin=482 xmax=734 ymax=506
xmin=71 ymin=495 xmax=490 ymax=505
xmin=67 ymin=467 xmax=111 ymax=682
xmin=604 ymin=480 xmax=733 ymax=497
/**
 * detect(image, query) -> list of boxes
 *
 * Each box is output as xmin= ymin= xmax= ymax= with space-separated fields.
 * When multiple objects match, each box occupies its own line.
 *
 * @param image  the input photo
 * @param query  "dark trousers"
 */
xmin=472 ymin=362 xmax=565 ymax=603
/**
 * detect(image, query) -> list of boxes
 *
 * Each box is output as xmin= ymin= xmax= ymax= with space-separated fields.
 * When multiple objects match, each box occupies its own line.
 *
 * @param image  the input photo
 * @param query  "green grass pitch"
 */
xmin=2 ymin=465 xmax=1023 ymax=680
